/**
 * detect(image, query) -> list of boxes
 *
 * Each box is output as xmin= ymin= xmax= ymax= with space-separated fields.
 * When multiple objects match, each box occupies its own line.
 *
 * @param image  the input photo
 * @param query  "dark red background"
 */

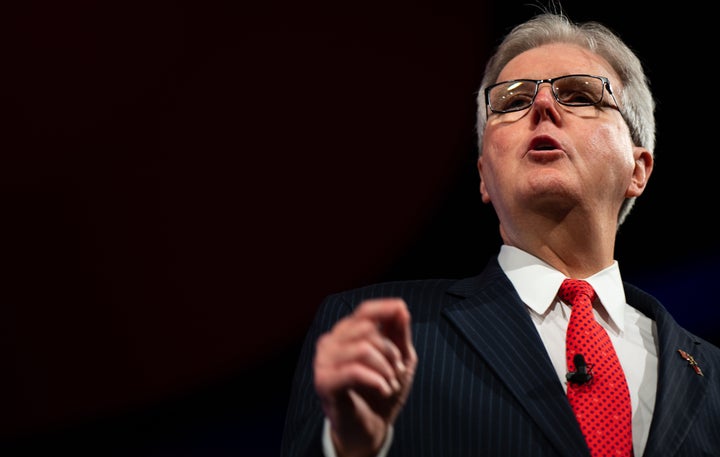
xmin=2 ymin=2 xmax=718 ymax=456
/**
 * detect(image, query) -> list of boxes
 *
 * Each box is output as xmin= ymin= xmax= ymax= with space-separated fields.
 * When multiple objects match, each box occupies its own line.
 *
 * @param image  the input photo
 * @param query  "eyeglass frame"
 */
xmin=484 ymin=74 xmax=622 ymax=116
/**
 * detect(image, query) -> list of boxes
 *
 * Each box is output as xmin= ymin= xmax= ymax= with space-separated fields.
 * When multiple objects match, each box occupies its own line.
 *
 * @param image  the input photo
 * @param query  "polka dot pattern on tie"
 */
xmin=560 ymin=278 xmax=633 ymax=457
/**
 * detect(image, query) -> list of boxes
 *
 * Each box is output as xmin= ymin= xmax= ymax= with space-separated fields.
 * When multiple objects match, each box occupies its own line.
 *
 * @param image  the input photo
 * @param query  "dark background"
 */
xmin=2 ymin=1 xmax=718 ymax=456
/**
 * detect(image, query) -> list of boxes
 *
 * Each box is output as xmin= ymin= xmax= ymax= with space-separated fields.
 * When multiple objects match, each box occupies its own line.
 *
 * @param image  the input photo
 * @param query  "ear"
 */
xmin=477 ymin=156 xmax=492 ymax=203
xmin=626 ymin=146 xmax=654 ymax=198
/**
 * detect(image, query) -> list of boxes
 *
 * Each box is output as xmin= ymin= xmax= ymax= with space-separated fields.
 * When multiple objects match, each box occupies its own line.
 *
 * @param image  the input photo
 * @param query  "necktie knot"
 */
xmin=559 ymin=278 xmax=596 ymax=308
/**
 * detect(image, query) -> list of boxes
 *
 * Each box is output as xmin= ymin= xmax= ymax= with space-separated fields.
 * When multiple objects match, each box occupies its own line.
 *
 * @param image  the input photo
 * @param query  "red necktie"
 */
xmin=559 ymin=279 xmax=633 ymax=457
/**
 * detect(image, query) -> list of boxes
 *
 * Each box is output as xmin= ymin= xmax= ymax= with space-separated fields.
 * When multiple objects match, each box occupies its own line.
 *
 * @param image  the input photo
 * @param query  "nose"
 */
xmin=534 ymin=83 xmax=557 ymax=107
xmin=530 ymin=83 xmax=561 ymax=123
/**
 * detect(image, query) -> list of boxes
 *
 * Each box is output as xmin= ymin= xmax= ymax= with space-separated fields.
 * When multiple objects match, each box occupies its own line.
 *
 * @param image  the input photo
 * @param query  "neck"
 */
xmin=500 ymin=212 xmax=617 ymax=278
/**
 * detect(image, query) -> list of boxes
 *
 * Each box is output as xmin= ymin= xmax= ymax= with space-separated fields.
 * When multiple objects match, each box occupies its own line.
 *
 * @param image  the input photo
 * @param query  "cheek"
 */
xmin=482 ymin=125 xmax=517 ymax=162
xmin=480 ymin=138 xmax=503 ymax=176
xmin=481 ymin=125 xmax=527 ymax=191
xmin=584 ymin=123 xmax=635 ymax=167
xmin=582 ymin=125 xmax=636 ymax=190
xmin=479 ymin=149 xmax=510 ymax=203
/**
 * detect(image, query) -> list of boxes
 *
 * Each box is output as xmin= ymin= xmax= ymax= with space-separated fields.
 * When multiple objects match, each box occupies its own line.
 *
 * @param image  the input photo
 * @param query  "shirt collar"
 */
xmin=497 ymin=245 xmax=627 ymax=330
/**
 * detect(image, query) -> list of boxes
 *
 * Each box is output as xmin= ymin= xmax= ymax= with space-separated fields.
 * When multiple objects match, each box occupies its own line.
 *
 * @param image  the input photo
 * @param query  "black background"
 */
xmin=2 ymin=1 xmax=718 ymax=456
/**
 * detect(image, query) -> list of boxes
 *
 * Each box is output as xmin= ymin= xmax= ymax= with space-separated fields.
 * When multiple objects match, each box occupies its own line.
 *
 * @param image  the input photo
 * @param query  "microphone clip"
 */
xmin=566 ymin=353 xmax=593 ymax=385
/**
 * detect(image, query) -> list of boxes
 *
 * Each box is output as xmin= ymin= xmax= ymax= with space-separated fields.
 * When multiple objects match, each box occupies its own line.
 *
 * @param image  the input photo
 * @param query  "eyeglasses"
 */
xmin=484 ymin=74 xmax=621 ymax=115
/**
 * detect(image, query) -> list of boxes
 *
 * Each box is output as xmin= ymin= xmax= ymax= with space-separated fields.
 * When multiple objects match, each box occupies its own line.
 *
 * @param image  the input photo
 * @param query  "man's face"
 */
xmin=478 ymin=43 xmax=651 ymax=240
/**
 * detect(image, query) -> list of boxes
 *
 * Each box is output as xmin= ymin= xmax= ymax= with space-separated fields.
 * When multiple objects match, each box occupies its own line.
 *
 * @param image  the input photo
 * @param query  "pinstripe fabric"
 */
xmin=280 ymin=258 xmax=720 ymax=457
xmin=624 ymin=283 xmax=720 ymax=457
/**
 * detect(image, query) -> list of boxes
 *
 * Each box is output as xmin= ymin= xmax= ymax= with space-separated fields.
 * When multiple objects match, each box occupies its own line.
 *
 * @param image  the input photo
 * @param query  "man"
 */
xmin=281 ymin=11 xmax=720 ymax=457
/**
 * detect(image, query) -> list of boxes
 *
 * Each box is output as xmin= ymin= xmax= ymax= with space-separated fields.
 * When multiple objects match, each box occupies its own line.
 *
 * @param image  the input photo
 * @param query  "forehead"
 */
xmin=497 ymin=43 xmax=621 ymax=86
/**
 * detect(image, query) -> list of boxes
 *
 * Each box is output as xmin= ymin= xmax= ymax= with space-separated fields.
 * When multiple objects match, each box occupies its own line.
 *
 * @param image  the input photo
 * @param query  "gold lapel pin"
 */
xmin=678 ymin=349 xmax=704 ymax=376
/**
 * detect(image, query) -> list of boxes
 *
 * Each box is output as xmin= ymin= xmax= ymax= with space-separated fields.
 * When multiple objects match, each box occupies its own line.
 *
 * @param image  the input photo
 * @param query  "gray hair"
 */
xmin=475 ymin=12 xmax=656 ymax=226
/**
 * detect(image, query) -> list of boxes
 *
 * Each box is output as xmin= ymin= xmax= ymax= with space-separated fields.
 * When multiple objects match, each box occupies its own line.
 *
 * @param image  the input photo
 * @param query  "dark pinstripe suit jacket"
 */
xmin=281 ymin=257 xmax=720 ymax=456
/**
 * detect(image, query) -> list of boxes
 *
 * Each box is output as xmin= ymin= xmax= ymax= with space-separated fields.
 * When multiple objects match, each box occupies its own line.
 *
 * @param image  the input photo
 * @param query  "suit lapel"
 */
xmin=442 ymin=262 xmax=590 ymax=457
xmin=627 ymin=285 xmax=709 ymax=457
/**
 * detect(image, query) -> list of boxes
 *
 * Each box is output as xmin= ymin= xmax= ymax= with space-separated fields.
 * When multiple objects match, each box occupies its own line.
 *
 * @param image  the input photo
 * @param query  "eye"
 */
xmin=557 ymin=89 xmax=596 ymax=105
xmin=497 ymin=92 xmax=534 ymax=111
xmin=554 ymin=77 xmax=603 ymax=106
xmin=490 ymin=80 xmax=537 ymax=112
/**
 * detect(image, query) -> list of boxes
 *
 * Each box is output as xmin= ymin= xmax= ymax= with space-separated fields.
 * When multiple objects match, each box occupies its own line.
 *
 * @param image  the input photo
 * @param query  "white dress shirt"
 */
xmin=323 ymin=245 xmax=659 ymax=456
xmin=499 ymin=245 xmax=658 ymax=456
